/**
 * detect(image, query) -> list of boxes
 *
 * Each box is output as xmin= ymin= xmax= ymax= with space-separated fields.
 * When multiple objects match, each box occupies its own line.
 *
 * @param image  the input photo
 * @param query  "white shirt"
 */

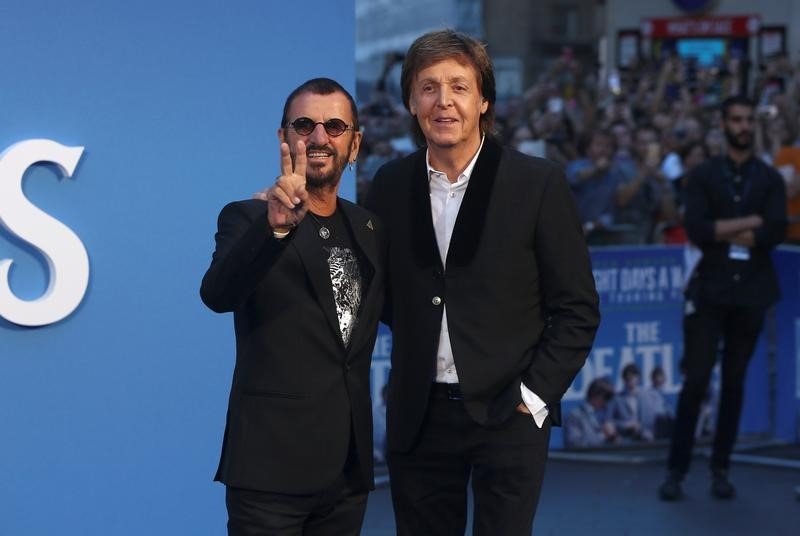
xmin=427 ymin=137 xmax=549 ymax=428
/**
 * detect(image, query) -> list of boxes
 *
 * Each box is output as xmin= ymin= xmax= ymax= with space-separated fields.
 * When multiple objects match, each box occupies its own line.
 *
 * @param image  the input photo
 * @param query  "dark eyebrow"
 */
xmin=417 ymin=75 xmax=470 ymax=85
xmin=448 ymin=76 xmax=470 ymax=84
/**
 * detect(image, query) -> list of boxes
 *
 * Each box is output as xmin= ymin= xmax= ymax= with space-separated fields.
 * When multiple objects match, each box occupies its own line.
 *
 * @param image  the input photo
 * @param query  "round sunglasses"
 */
xmin=286 ymin=117 xmax=354 ymax=137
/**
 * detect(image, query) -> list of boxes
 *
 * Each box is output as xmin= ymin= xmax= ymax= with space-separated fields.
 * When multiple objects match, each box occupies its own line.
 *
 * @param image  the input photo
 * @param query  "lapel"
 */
xmin=409 ymin=138 xmax=503 ymax=270
xmin=410 ymin=150 xmax=442 ymax=270
xmin=339 ymin=199 xmax=380 ymax=356
xmin=338 ymin=199 xmax=380 ymax=282
xmin=446 ymin=137 xmax=502 ymax=267
xmin=291 ymin=215 xmax=343 ymax=350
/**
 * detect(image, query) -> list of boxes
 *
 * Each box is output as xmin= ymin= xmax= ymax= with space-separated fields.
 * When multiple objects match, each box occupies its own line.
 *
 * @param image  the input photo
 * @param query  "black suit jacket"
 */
xmin=366 ymin=137 xmax=600 ymax=453
xmin=200 ymin=198 xmax=385 ymax=494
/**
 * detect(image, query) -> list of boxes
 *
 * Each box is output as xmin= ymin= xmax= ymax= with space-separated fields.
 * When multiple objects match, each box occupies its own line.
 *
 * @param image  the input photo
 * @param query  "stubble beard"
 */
xmin=303 ymin=144 xmax=351 ymax=194
xmin=724 ymin=127 xmax=753 ymax=152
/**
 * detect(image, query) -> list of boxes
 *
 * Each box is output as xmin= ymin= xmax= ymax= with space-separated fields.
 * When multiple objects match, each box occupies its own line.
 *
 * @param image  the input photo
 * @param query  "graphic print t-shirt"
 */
xmin=311 ymin=211 xmax=364 ymax=347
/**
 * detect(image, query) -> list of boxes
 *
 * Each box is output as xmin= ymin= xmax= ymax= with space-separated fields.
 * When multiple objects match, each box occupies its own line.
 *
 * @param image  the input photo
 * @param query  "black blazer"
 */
xmin=366 ymin=137 xmax=600 ymax=453
xmin=200 ymin=198 xmax=385 ymax=494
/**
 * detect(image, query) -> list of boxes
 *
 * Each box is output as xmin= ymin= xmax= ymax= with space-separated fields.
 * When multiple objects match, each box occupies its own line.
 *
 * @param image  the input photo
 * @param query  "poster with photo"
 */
xmin=369 ymin=246 xmax=788 ymax=453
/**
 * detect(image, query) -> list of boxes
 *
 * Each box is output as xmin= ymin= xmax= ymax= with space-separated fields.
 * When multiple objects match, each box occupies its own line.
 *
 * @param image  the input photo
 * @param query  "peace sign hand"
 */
xmin=258 ymin=141 xmax=309 ymax=232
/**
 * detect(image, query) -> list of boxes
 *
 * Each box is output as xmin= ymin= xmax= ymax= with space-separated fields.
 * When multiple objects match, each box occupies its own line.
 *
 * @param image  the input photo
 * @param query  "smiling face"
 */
xmin=278 ymin=91 xmax=362 ymax=192
xmin=408 ymin=57 xmax=488 ymax=160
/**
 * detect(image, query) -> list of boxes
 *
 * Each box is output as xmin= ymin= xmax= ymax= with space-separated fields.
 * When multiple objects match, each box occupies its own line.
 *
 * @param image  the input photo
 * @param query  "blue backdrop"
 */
xmin=774 ymin=247 xmax=800 ymax=443
xmin=0 ymin=1 xmax=355 ymax=534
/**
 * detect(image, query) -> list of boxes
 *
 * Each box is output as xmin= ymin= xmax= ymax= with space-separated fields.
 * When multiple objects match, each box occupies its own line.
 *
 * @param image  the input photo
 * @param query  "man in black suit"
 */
xmin=366 ymin=30 xmax=600 ymax=535
xmin=201 ymin=78 xmax=384 ymax=535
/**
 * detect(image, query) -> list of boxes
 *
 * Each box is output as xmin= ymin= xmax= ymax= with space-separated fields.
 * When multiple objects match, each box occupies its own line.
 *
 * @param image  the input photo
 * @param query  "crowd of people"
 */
xmin=356 ymin=48 xmax=800 ymax=246
xmin=563 ymin=364 xmax=720 ymax=450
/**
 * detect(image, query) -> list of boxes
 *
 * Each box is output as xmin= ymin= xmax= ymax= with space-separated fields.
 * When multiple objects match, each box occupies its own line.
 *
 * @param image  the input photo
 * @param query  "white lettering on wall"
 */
xmin=564 ymin=319 xmax=681 ymax=400
xmin=0 ymin=139 xmax=88 ymax=326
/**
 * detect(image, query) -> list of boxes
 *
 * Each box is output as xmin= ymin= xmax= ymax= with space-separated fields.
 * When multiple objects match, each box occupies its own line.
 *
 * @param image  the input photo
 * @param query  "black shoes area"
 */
xmin=658 ymin=472 xmax=684 ymax=501
xmin=710 ymin=468 xmax=736 ymax=499
xmin=658 ymin=468 xmax=736 ymax=501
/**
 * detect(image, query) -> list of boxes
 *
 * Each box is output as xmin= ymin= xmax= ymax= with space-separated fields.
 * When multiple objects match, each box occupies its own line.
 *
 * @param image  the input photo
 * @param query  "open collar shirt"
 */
xmin=426 ymin=136 xmax=548 ymax=427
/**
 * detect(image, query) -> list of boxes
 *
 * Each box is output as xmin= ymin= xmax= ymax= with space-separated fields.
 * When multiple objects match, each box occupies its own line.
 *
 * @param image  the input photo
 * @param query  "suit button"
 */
xmin=345 ymin=363 xmax=352 ymax=371
xmin=733 ymin=274 xmax=740 ymax=281
xmin=432 ymin=296 xmax=442 ymax=305
xmin=433 ymin=269 xmax=444 ymax=279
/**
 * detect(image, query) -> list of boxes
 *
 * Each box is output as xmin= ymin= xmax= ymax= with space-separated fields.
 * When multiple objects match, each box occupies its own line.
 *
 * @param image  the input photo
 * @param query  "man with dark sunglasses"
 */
xmin=201 ymin=78 xmax=385 ymax=535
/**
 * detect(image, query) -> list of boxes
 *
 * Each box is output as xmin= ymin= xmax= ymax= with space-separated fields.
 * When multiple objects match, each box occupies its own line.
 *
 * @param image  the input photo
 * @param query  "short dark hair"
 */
xmin=650 ymin=366 xmax=665 ymax=382
xmin=280 ymin=78 xmax=359 ymax=131
xmin=621 ymin=363 xmax=640 ymax=380
xmin=678 ymin=140 xmax=709 ymax=162
xmin=401 ymin=29 xmax=496 ymax=147
xmin=721 ymin=95 xmax=755 ymax=119
xmin=586 ymin=378 xmax=614 ymax=402
xmin=578 ymin=129 xmax=615 ymax=156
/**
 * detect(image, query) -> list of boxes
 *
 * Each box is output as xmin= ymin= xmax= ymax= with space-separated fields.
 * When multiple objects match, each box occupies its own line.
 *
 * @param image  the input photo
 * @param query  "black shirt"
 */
xmin=684 ymin=155 xmax=787 ymax=307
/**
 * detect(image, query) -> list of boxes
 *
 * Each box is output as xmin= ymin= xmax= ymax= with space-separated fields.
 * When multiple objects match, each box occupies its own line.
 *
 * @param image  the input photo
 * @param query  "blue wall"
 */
xmin=0 ymin=1 xmax=355 ymax=534
xmin=774 ymin=247 xmax=800 ymax=443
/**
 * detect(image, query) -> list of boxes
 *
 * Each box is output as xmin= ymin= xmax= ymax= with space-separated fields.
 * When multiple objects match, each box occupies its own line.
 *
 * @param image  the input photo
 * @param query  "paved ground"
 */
xmin=362 ymin=448 xmax=800 ymax=535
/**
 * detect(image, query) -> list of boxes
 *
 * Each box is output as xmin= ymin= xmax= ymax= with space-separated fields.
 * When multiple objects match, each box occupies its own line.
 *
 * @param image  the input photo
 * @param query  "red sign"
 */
xmin=641 ymin=15 xmax=760 ymax=38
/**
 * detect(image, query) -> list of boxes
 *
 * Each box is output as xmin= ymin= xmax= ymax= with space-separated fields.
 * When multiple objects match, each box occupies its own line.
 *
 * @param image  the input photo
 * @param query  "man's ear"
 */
xmin=277 ymin=127 xmax=286 ymax=143
xmin=349 ymin=130 xmax=363 ymax=161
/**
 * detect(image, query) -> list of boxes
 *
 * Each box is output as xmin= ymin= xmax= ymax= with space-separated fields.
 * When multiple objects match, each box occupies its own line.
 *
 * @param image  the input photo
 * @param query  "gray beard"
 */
xmin=306 ymin=152 xmax=350 ymax=192
xmin=306 ymin=168 xmax=343 ymax=192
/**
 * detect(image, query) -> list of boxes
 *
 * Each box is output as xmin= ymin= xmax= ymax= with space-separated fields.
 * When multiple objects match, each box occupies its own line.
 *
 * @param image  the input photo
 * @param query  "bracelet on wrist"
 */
xmin=272 ymin=227 xmax=291 ymax=239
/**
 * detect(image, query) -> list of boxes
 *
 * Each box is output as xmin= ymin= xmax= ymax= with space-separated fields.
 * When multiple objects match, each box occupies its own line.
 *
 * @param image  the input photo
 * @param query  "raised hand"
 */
xmin=258 ymin=141 xmax=309 ymax=231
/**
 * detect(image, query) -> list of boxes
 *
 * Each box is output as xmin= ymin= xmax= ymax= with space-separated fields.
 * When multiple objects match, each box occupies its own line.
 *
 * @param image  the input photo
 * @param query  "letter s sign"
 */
xmin=0 ymin=139 xmax=88 ymax=327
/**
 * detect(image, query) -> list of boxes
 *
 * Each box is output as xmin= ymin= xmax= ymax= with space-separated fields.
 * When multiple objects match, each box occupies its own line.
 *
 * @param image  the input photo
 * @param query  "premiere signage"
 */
xmin=0 ymin=139 xmax=88 ymax=327
xmin=642 ymin=14 xmax=760 ymax=38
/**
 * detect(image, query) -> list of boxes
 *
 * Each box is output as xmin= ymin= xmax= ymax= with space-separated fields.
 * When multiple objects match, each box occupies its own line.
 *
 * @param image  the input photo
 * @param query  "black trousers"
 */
xmin=225 ymin=448 xmax=367 ymax=536
xmin=387 ymin=392 xmax=551 ymax=536
xmin=667 ymin=302 xmax=766 ymax=475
